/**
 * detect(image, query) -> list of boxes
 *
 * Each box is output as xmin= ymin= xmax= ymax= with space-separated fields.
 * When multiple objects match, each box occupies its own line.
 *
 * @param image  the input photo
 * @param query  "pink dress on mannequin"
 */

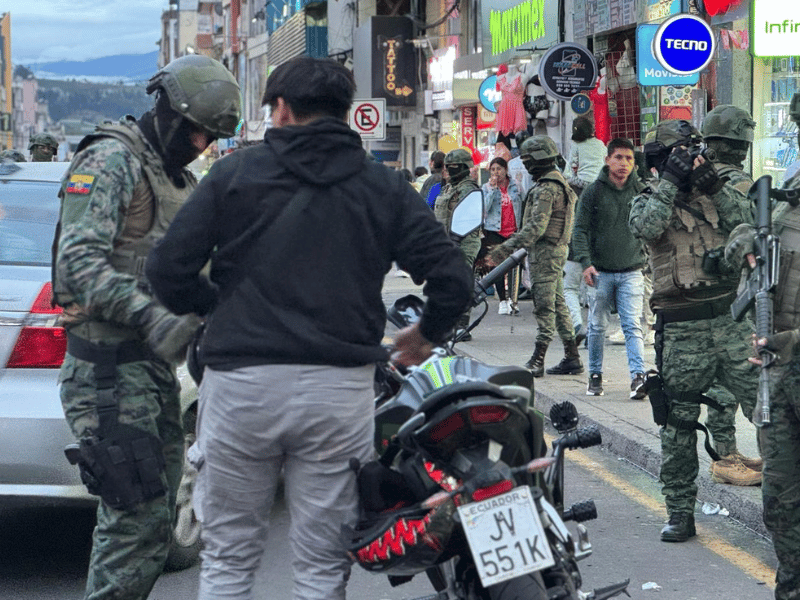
xmin=496 ymin=73 xmax=527 ymax=136
xmin=589 ymin=73 xmax=610 ymax=144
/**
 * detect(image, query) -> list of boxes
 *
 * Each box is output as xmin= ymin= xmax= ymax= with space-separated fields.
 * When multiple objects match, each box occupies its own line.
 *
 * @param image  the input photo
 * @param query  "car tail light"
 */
xmin=6 ymin=283 xmax=66 ymax=368
xmin=469 ymin=406 xmax=510 ymax=424
xmin=472 ymin=479 xmax=514 ymax=501
xmin=428 ymin=412 xmax=466 ymax=442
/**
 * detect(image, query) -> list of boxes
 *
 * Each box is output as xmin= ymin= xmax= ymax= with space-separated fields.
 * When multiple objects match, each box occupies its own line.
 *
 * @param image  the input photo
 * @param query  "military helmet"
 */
xmin=444 ymin=148 xmax=473 ymax=167
xmin=702 ymin=105 xmax=756 ymax=143
xmin=790 ymin=91 xmax=800 ymax=125
xmin=647 ymin=120 xmax=702 ymax=150
xmin=520 ymin=135 xmax=559 ymax=160
xmin=28 ymin=132 xmax=58 ymax=152
xmin=147 ymin=55 xmax=242 ymax=139
xmin=0 ymin=149 xmax=27 ymax=162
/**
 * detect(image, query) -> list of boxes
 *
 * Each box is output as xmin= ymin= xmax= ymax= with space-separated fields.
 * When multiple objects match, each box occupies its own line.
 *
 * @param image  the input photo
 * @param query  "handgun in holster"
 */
xmin=63 ymin=335 xmax=167 ymax=510
xmin=640 ymin=369 xmax=670 ymax=426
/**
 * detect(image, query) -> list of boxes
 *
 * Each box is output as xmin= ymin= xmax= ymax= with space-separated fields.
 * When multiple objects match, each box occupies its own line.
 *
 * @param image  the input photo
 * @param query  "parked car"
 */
xmin=0 ymin=159 xmax=201 ymax=570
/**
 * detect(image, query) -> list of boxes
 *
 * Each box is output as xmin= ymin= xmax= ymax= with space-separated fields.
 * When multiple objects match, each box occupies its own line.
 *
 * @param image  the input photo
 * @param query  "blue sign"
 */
xmin=479 ymin=75 xmax=501 ymax=113
xmin=570 ymin=93 xmax=592 ymax=115
xmin=654 ymin=14 xmax=715 ymax=76
xmin=636 ymin=24 xmax=699 ymax=86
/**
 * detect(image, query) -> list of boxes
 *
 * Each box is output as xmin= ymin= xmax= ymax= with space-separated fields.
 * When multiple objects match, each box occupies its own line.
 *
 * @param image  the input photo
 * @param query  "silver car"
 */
xmin=0 ymin=159 xmax=201 ymax=570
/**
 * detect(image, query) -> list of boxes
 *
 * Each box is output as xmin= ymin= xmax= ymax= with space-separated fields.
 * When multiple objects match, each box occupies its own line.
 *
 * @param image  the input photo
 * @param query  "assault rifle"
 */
xmin=731 ymin=175 xmax=785 ymax=425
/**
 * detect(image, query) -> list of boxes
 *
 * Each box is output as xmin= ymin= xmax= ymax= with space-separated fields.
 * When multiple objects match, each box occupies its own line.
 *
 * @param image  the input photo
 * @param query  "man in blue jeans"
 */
xmin=571 ymin=137 xmax=647 ymax=397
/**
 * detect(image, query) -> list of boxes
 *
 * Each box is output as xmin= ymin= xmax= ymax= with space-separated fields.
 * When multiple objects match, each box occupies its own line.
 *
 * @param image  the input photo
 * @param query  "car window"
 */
xmin=0 ymin=180 xmax=60 ymax=266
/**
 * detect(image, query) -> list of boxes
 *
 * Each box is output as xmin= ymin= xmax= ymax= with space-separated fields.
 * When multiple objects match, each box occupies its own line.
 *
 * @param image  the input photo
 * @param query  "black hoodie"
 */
xmin=146 ymin=118 xmax=472 ymax=369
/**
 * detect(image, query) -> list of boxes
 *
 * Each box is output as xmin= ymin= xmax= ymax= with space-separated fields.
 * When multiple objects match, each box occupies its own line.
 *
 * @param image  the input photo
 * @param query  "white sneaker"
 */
xmin=498 ymin=299 xmax=510 ymax=315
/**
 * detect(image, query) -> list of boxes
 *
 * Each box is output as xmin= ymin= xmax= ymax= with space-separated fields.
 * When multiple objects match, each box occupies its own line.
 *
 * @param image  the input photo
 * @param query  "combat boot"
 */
xmin=545 ymin=340 xmax=584 ymax=375
xmin=710 ymin=455 xmax=762 ymax=486
xmin=525 ymin=342 xmax=548 ymax=378
xmin=660 ymin=512 xmax=696 ymax=542
xmin=732 ymin=450 xmax=763 ymax=472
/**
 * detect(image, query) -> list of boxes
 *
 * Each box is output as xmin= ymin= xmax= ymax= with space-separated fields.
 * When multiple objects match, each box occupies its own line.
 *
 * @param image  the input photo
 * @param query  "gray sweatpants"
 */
xmin=193 ymin=364 xmax=376 ymax=600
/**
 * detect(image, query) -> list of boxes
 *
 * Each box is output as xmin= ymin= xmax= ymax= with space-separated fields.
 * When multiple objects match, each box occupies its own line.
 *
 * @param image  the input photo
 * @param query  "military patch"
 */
xmin=66 ymin=174 xmax=95 ymax=195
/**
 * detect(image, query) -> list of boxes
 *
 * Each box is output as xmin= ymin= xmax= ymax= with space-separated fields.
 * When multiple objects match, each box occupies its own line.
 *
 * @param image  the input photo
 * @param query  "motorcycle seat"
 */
xmin=417 ymin=381 xmax=512 ymax=418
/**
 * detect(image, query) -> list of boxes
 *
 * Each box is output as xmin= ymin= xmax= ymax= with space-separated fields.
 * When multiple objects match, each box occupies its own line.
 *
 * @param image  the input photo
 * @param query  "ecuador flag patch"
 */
xmin=66 ymin=174 xmax=95 ymax=195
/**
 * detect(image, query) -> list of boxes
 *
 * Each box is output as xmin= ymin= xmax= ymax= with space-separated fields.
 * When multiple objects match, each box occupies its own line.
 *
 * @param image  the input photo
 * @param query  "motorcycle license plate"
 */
xmin=458 ymin=486 xmax=555 ymax=588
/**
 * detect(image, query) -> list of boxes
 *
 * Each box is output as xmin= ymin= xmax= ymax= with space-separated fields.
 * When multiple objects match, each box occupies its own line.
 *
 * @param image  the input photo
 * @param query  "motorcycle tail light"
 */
xmin=6 ymin=284 xmax=66 ymax=368
xmin=469 ymin=406 xmax=510 ymax=424
xmin=428 ymin=412 xmax=466 ymax=442
xmin=472 ymin=479 xmax=514 ymax=501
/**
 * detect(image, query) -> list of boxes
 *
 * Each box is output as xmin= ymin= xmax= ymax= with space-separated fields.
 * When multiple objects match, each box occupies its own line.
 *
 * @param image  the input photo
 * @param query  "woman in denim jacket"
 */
xmin=479 ymin=157 xmax=524 ymax=314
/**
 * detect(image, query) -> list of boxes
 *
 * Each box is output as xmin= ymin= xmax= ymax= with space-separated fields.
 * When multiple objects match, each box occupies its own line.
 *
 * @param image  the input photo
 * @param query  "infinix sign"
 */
xmin=752 ymin=1 xmax=800 ymax=57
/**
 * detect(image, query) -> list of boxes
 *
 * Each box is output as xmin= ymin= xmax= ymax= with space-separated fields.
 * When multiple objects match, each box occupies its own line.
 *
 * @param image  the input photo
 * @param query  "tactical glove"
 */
xmin=691 ymin=159 xmax=725 ymax=195
xmin=761 ymin=329 xmax=800 ymax=366
xmin=724 ymin=223 xmax=756 ymax=269
xmin=140 ymin=306 xmax=202 ymax=365
xmin=661 ymin=147 xmax=694 ymax=190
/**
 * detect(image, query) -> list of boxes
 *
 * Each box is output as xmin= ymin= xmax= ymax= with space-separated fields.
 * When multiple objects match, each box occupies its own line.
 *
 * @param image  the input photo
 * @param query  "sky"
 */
xmin=4 ymin=0 xmax=169 ymax=65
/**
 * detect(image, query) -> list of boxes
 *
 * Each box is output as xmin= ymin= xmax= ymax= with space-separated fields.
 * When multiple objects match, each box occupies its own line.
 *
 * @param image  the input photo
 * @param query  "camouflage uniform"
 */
xmin=434 ymin=150 xmax=481 ymax=332
xmin=55 ymin=118 xmax=190 ymax=600
xmin=54 ymin=55 xmax=241 ymax=600
xmin=630 ymin=131 xmax=757 ymax=537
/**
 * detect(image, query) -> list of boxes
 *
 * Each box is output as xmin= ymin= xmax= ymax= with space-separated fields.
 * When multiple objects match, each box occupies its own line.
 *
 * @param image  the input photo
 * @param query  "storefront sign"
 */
xmin=369 ymin=17 xmax=416 ymax=107
xmin=481 ymin=0 xmax=558 ymax=68
xmin=430 ymin=46 xmax=455 ymax=110
xmin=637 ymin=24 xmax=700 ymax=86
xmin=646 ymin=0 xmax=682 ymax=21
xmin=538 ymin=42 xmax=598 ymax=102
xmin=752 ymin=1 xmax=800 ymax=57
xmin=461 ymin=106 xmax=477 ymax=149
xmin=654 ymin=14 xmax=715 ymax=76
xmin=479 ymin=75 xmax=501 ymax=113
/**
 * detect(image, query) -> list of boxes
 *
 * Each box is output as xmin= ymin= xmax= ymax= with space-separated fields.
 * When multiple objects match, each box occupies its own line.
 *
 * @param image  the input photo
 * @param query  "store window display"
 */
xmin=495 ymin=64 xmax=527 ymax=150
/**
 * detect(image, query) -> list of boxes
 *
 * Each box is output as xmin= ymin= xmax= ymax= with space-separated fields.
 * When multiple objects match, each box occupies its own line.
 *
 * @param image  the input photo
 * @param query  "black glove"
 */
xmin=691 ymin=159 xmax=725 ymax=195
xmin=724 ymin=223 xmax=756 ymax=269
xmin=661 ymin=147 xmax=694 ymax=190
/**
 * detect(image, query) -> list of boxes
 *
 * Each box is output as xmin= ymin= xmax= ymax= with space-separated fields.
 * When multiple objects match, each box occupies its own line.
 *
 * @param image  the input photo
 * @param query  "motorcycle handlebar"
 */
xmin=473 ymin=248 xmax=528 ymax=307
xmin=559 ymin=425 xmax=602 ymax=450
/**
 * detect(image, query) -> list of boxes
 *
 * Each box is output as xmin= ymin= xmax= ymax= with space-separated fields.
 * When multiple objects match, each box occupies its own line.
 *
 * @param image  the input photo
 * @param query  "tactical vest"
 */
xmin=649 ymin=189 xmax=737 ymax=310
xmin=773 ymin=204 xmax=800 ymax=331
xmin=434 ymin=178 xmax=480 ymax=232
xmin=53 ymin=120 xmax=196 ymax=340
xmin=535 ymin=171 xmax=576 ymax=246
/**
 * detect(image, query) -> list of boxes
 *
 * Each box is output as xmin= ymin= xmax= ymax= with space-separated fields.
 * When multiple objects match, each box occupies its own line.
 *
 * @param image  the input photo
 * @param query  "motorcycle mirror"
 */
xmin=396 ymin=413 xmax=426 ymax=444
xmin=450 ymin=190 xmax=483 ymax=239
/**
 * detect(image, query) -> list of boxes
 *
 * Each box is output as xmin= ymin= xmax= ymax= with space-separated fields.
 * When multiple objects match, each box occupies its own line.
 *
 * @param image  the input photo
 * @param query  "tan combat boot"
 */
xmin=710 ymin=455 xmax=762 ymax=486
xmin=731 ymin=450 xmax=763 ymax=472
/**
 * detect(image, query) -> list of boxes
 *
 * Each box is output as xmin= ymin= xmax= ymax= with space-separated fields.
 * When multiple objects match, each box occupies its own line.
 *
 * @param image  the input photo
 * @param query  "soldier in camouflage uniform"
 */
xmin=726 ymin=91 xmax=800 ymax=600
xmin=434 ymin=148 xmax=482 ymax=337
xmin=29 ymin=132 xmax=59 ymax=162
xmin=489 ymin=135 xmax=582 ymax=377
xmin=630 ymin=120 xmax=758 ymax=543
xmin=699 ymin=105 xmax=763 ymax=487
xmin=53 ymin=55 xmax=241 ymax=600
xmin=0 ymin=149 xmax=26 ymax=161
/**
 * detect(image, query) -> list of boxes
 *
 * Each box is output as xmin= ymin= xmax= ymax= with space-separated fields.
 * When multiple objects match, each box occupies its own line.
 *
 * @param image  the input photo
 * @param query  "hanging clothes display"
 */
xmin=589 ymin=68 xmax=611 ymax=144
xmin=495 ymin=67 xmax=527 ymax=137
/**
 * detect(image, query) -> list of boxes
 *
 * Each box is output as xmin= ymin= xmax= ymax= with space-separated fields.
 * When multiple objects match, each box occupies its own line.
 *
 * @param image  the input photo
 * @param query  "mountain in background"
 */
xmin=37 ymin=78 xmax=152 ymax=124
xmin=23 ymin=51 xmax=160 ymax=83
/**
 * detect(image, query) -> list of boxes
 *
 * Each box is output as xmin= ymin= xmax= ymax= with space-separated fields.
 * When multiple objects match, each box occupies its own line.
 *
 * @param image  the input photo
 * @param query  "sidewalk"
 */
xmin=383 ymin=270 xmax=767 ymax=538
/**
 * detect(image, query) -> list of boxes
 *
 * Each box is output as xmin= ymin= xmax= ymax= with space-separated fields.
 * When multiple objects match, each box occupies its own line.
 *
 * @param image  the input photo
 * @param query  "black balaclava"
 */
xmin=706 ymin=138 xmax=750 ymax=169
xmin=446 ymin=164 xmax=470 ymax=184
xmin=571 ymin=117 xmax=594 ymax=143
xmin=138 ymin=91 xmax=210 ymax=185
xmin=523 ymin=157 xmax=556 ymax=180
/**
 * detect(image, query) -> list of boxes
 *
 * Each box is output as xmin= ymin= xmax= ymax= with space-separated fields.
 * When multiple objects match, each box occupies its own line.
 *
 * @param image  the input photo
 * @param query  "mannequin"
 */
xmin=523 ymin=58 xmax=561 ymax=151
xmin=589 ymin=65 xmax=611 ymax=144
xmin=495 ymin=63 xmax=527 ymax=149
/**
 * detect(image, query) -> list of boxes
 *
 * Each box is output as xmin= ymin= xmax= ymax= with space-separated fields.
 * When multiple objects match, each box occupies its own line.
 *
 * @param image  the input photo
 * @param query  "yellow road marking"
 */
xmin=545 ymin=433 xmax=776 ymax=589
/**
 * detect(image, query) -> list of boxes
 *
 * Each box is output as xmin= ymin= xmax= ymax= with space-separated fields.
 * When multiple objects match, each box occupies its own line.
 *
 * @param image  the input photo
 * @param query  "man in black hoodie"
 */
xmin=146 ymin=56 xmax=472 ymax=600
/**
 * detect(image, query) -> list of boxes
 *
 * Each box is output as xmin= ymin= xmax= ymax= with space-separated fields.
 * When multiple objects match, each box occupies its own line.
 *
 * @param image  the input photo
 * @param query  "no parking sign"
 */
xmin=349 ymin=99 xmax=386 ymax=141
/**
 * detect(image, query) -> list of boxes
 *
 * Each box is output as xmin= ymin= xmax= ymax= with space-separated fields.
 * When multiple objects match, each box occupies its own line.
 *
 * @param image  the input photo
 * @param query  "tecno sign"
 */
xmin=752 ymin=1 xmax=800 ymax=57
xmin=654 ymin=14 xmax=715 ymax=76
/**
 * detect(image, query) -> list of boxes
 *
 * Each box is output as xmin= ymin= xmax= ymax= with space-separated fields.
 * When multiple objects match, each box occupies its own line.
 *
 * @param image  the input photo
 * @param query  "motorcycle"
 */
xmin=343 ymin=253 xmax=630 ymax=600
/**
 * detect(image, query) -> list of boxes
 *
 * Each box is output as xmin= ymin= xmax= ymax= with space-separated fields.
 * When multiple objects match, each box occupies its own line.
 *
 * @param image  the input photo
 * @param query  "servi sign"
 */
xmin=751 ymin=0 xmax=800 ymax=57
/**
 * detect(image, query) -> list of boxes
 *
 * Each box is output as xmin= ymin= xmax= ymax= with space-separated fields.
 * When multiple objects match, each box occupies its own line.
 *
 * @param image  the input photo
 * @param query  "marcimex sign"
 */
xmin=751 ymin=0 xmax=800 ymax=57
xmin=481 ymin=0 xmax=558 ymax=68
